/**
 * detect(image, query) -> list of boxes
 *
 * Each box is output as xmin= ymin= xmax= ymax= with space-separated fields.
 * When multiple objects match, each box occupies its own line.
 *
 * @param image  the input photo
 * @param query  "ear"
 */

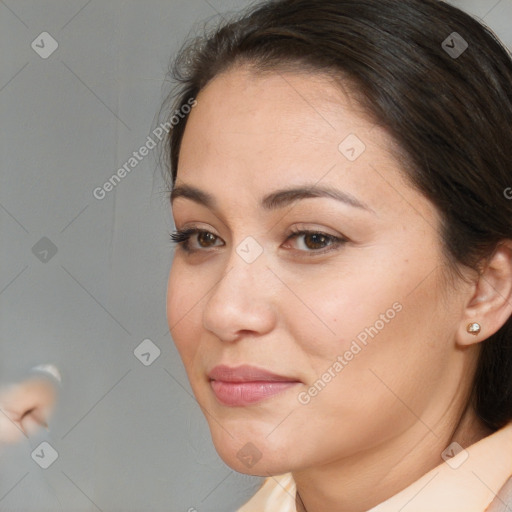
xmin=456 ymin=240 xmax=512 ymax=347
xmin=0 ymin=378 xmax=57 ymax=444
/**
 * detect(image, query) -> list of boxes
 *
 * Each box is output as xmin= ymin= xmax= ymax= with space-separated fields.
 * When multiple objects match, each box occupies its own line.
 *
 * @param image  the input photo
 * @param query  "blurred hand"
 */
xmin=0 ymin=376 xmax=58 ymax=444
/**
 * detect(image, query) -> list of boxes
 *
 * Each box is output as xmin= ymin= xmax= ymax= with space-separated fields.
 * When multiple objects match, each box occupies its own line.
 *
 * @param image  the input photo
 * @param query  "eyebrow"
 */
xmin=170 ymin=184 xmax=375 ymax=214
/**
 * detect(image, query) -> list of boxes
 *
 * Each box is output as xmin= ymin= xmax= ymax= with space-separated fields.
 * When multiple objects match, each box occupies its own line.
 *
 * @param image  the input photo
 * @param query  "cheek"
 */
xmin=297 ymin=262 xmax=448 ymax=403
xmin=287 ymin=253 xmax=449 ymax=396
xmin=282 ymin=265 xmax=402 ymax=362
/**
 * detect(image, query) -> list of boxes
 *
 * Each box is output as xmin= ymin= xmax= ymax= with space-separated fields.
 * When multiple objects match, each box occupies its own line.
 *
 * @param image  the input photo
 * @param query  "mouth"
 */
xmin=208 ymin=365 xmax=301 ymax=406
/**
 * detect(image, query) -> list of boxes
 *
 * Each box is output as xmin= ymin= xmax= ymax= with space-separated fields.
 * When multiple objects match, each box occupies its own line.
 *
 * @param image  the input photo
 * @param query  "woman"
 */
xmin=163 ymin=0 xmax=512 ymax=510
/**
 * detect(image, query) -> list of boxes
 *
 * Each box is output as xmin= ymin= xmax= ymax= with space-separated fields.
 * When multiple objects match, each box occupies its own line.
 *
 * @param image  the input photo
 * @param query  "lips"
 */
xmin=208 ymin=365 xmax=301 ymax=406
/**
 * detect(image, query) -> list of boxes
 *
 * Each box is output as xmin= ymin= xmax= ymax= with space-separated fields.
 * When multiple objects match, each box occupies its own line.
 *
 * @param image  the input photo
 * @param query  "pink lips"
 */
xmin=208 ymin=365 xmax=300 ymax=406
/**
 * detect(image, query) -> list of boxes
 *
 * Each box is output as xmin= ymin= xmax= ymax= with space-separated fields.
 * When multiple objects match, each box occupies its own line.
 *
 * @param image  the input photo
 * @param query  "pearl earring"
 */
xmin=467 ymin=322 xmax=481 ymax=335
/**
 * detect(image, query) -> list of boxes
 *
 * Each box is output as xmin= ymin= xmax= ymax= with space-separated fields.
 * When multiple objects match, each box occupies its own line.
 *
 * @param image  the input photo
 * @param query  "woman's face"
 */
xmin=167 ymin=67 xmax=475 ymax=475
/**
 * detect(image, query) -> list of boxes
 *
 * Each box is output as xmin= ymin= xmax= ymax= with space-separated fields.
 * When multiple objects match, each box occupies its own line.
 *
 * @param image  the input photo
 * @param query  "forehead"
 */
xmin=180 ymin=66 xmax=374 ymax=162
xmin=176 ymin=66 xmax=421 ymax=217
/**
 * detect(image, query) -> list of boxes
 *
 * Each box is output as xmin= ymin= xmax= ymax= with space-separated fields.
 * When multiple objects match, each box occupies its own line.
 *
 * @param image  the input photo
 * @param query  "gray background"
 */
xmin=0 ymin=1 xmax=511 ymax=511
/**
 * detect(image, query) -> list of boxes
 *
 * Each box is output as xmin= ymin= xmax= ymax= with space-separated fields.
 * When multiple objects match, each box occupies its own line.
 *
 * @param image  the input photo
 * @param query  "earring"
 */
xmin=467 ymin=322 xmax=481 ymax=335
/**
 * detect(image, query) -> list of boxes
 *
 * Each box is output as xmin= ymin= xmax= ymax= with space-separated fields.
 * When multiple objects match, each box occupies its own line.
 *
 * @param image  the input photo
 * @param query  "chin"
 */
xmin=207 ymin=421 xmax=299 ymax=476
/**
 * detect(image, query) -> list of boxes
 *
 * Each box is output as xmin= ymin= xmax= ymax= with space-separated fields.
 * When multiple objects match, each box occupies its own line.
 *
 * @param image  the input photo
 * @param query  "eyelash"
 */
xmin=169 ymin=227 xmax=347 ymax=256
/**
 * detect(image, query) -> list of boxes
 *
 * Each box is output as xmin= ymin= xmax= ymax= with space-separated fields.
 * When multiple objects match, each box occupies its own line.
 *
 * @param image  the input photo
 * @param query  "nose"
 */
xmin=202 ymin=248 xmax=277 ymax=343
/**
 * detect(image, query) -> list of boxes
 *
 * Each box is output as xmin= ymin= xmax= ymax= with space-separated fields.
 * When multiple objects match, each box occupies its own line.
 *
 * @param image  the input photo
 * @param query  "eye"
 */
xmin=169 ymin=227 xmax=347 ymax=256
xmin=170 ymin=228 xmax=223 ymax=252
xmin=283 ymin=228 xmax=347 ymax=254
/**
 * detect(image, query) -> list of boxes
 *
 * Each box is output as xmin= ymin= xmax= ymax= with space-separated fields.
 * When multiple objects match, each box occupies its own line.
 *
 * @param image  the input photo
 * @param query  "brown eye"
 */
xmin=169 ymin=228 xmax=224 ymax=253
xmin=197 ymin=231 xmax=218 ymax=247
xmin=303 ymin=233 xmax=330 ymax=250
xmin=284 ymin=229 xmax=347 ymax=255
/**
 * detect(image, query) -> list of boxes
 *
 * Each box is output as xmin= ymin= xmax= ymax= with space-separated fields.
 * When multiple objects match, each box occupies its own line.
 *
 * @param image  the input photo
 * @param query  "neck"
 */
xmin=293 ymin=408 xmax=493 ymax=512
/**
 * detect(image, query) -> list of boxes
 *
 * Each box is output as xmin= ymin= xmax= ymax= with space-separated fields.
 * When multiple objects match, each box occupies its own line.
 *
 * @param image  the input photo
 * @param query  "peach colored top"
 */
xmin=238 ymin=421 xmax=512 ymax=512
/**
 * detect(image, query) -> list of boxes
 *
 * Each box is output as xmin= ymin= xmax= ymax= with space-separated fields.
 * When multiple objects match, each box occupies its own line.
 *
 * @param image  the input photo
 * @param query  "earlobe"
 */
xmin=457 ymin=241 xmax=512 ymax=347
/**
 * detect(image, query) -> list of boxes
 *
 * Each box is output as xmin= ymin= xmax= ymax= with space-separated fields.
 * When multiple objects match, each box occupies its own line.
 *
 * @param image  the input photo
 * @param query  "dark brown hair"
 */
xmin=162 ymin=0 xmax=512 ymax=430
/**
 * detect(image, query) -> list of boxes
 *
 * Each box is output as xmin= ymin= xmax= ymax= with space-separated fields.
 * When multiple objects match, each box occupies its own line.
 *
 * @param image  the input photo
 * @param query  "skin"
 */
xmin=0 ymin=377 xmax=57 ymax=444
xmin=167 ymin=66 xmax=512 ymax=512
